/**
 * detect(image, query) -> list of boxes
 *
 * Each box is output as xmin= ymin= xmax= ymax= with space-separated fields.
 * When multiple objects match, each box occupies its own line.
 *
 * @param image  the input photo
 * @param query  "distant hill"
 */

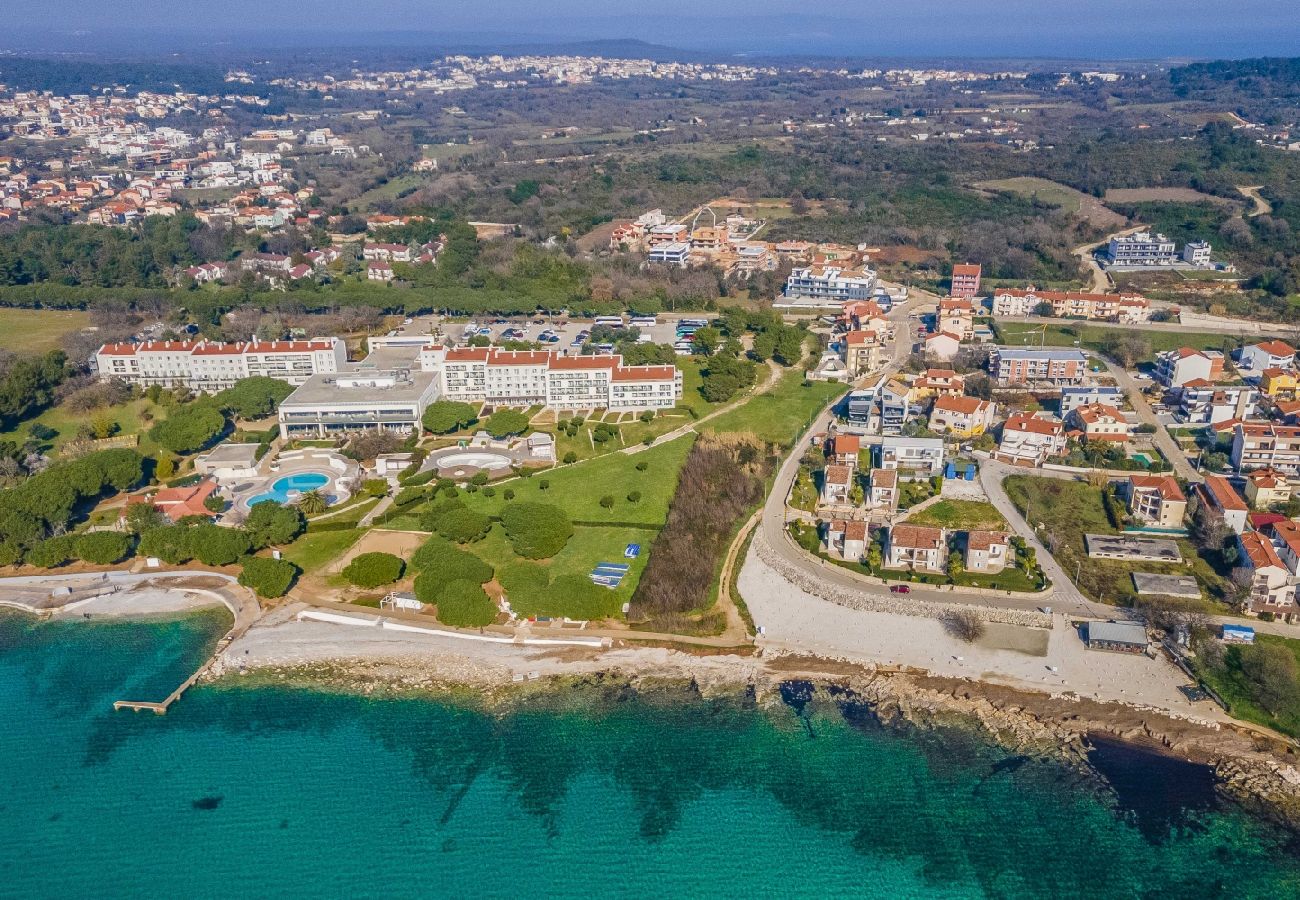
xmin=1170 ymin=57 xmax=1300 ymax=100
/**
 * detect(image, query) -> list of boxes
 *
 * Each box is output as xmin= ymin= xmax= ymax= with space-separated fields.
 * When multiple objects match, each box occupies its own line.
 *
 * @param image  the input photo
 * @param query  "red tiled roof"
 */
xmin=549 ymin=355 xmax=617 ymax=371
xmin=612 ymin=365 xmax=677 ymax=382
xmin=1003 ymin=414 xmax=1062 ymax=436
xmin=843 ymin=521 xmax=868 ymax=541
xmin=1199 ymin=474 xmax=1248 ymax=512
xmin=890 ymin=524 xmax=944 ymax=549
xmin=833 ymin=433 xmax=861 ymax=455
xmin=1129 ymin=474 xmax=1186 ymax=502
xmin=1240 ymin=531 xmax=1286 ymax=571
xmin=952 ymin=263 xmax=981 ymax=277
xmin=1253 ymin=340 xmax=1296 ymax=358
xmin=824 ymin=465 xmax=853 ymax=486
xmin=966 ymin=530 xmax=1008 ymax=551
xmin=933 ymin=395 xmax=987 ymax=415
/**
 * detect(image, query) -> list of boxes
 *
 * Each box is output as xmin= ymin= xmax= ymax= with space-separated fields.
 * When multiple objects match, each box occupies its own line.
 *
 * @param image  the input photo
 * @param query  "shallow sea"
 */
xmin=2 ymin=610 xmax=1299 ymax=899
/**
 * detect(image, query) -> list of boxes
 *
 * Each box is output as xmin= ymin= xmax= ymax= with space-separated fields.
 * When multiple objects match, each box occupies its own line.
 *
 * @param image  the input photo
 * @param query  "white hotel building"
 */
xmin=95 ymin=338 xmax=347 ymax=392
xmin=779 ymin=262 xmax=878 ymax=307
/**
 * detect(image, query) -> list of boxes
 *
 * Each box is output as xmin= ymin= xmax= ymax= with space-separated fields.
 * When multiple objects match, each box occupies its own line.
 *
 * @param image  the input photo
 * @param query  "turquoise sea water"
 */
xmin=3 ymin=611 xmax=1300 ymax=899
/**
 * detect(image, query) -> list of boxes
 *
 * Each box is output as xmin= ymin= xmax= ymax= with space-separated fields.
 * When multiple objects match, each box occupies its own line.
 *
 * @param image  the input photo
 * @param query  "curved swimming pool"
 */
xmin=248 ymin=472 xmax=332 ymax=507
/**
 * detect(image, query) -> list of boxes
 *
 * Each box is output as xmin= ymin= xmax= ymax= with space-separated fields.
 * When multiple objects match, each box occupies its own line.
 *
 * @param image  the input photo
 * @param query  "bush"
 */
xmin=243 ymin=501 xmax=305 ymax=550
xmin=627 ymin=490 xmax=642 ymax=503
xmin=342 ymin=551 xmax=405 ymax=588
xmin=636 ymin=461 xmax=649 ymax=472
xmin=422 ymin=400 xmax=479 ymax=434
xmin=138 ymin=524 xmax=194 ymax=564
xmin=422 ymin=577 xmax=497 ymax=627
xmin=409 ymin=535 xmax=494 ymax=584
xmin=393 ymin=486 xmax=428 ymax=508
xmin=203 ymin=494 xmax=226 ymax=513
xmin=148 ymin=403 xmax=226 ymax=454
xmin=484 ymin=409 xmax=530 ymax=438
xmin=599 ymin=495 xmax=615 ymax=509
xmin=362 ymin=478 xmax=390 ymax=498
xmin=25 ymin=535 xmax=75 ymax=568
xmin=482 ymin=486 xmax=496 ymax=497
xmin=539 ymin=479 xmax=551 ymax=491
xmin=563 ymin=451 xmax=578 ymax=464
xmin=187 ymin=523 xmax=252 ymax=566
xmin=499 ymin=503 xmax=574 ymax=559
xmin=238 ymin=555 xmax=298 ymax=599
xmin=74 ymin=531 xmax=132 ymax=565
xmin=435 ymin=507 xmax=492 ymax=544
xmin=503 ymin=489 xmax=516 ymax=501
xmin=469 ymin=471 xmax=490 ymax=486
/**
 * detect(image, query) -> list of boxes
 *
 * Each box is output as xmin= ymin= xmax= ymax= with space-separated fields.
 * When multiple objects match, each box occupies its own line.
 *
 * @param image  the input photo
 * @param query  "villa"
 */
xmin=1125 ymin=475 xmax=1187 ymax=529
xmin=963 ymin=530 xmax=1009 ymax=573
xmin=825 ymin=520 xmax=868 ymax=561
xmin=884 ymin=524 xmax=947 ymax=572
xmin=821 ymin=465 xmax=854 ymax=506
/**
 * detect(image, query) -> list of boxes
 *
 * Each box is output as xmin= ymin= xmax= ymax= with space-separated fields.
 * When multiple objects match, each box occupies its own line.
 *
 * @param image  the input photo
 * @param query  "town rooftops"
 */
xmin=1198 ymin=473 xmax=1248 ymax=512
xmin=890 ymin=524 xmax=945 ymax=550
xmin=1129 ymin=474 xmax=1185 ymax=502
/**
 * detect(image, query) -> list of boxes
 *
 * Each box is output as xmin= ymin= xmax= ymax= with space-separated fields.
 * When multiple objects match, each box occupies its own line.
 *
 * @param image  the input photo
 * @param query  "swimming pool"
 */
xmin=248 ymin=472 xmax=332 ymax=507
xmin=435 ymin=452 xmax=512 ymax=470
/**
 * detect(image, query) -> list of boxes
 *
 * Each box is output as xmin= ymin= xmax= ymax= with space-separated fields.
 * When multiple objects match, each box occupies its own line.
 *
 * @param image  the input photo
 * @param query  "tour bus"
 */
xmin=593 ymin=315 xmax=625 ymax=328
xmin=679 ymin=317 xmax=709 ymax=328
xmin=630 ymin=315 xmax=658 ymax=327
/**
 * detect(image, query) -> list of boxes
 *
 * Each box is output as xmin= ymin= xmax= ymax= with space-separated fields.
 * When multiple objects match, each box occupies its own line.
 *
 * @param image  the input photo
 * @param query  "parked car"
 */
xmin=889 ymin=585 xmax=911 ymax=594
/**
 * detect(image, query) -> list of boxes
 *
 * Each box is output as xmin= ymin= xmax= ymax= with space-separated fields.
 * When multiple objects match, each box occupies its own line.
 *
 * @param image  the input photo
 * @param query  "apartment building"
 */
xmin=647 ymin=241 xmax=690 ymax=266
xmin=1231 ymin=422 xmax=1300 ymax=475
xmin=1238 ymin=340 xmax=1296 ymax=372
xmin=1176 ymin=383 xmax=1258 ymax=425
xmin=995 ymin=413 xmax=1067 ymax=466
xmin=924 ymin=332 xmax=961 ymax=362
xmin=1065 ymin=403 xmax=1133 ymax=443
xmin=1125 ymin=475 xmax=1187 ymax=529
xmin=1258 ymin=368 xmax=1298 ymax=399
xmin=1105 ymin=231 xmax=1177 ymax=266
xmin=828 ymin=433 xmax=862 ymax=467
xmin=885 ymin=524 xmax=947 ymax=572
xmin=867 ymin=468 xmax=899 ymax=511
xmin=937 ymin=298 xmax=977 ymax=339
xmin=781 ymin=261 xmax=878 ymax=305
xmin=96 ymin=337 xmax=347 ymax=391
xmin=949 ymin=263 xmax=982 ymax=299
xmin=1193 ymin=473 xmax=1250 ymax=534
xmin=1234 ymin=531 xmax=1296 ymax=620
xmin=913 ymin=369 xmax=965 ymax=398
xmin=990 ymin=288 xmax=1150 ymax=323
xmin=989 ymin=348 xmax=1087 ymax=386
xmin=843 ymin=329 xmax=884 ymax=376
xmin=419 ymin=347 xmax=682 ymax=412
xmin=277 ymin=368 xmax=439 ymax=439
xmin=1154 ymin=347 xmax=1224 ymax=388
xmin=1059 ymin=385 xmax=1123 ymax=414
xmin=928 ymin=395 xmax=996 ymax=437
xmin=1243 ymin=468 xmax=1291 ymax=509
xmin=821 ymin=465 xmax=854 ymax=505
xmin=876 ymin=436 xmax=944 ymax=476
xmin=964 ymin=530 xmax=1009 ymax=573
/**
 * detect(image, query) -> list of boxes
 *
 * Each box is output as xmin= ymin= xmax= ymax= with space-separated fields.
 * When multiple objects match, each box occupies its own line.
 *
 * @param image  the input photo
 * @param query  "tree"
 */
xmin=410 ymin=536 xmax=494 ymax=583
xmin=74 ymin=531 xmax=132 ymax=565
xmin=1100 ymin=331 xmax=1153 ymax=369
xmin=154 ymin=455 xmax=175 ymax=481
xmin=484 ymin=409 xmax=530 ymax=438
xmin=563 ymin=451 xmax=578 ymax=464
xmin=342 ymin=552 xmax=405 ymax=588
xmin=422 ymin=400 xmax=479 ymax=435
xmin=691 ymin=326 xmax=721 ymax=356
xmin=294 ymin=489 xmax=328 ymax=516
xmin=138 ymin=524 xmax=193 ymax=564
xmin=599 ymin=495 xmax=615 ymax=509
xmin=244 ymin=501 xmax=305 ymax=549
xmin=187 ymin=523 xmax=251 ymax=566
xmin=149 ymin=403 xmax=226 ymax=454
xmin=124 ymin=502 xmax=166 ymax=534
xmin=436 ymin=507 xmax=492 ymax=544
xmin=203 ymin=494 xmax=226 ymax=513
xmin=947 ymin=551 xmax=965 ymax=581
xmin=499 ymin=503 xmax=573 ymax=559
xmin=238 ymin=555 xmax=298 ymax=599
xmin=424 ymin=578 xmax=497 ymax=627
xmin=213 ymin=377 xmax=294 ymax=420
xmin=1241 ymin=642 xmax=1300 ymax=716
xmin=941 ymin=610 xmax=986 ymax=643
xmin=25 ymin=535 xmax=74 ymax=568
xmin=627 ymin=490 xmax=642 ymax=503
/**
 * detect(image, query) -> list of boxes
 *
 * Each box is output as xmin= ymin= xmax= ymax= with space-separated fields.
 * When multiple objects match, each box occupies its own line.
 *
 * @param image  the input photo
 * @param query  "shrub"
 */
xmin=470 ymin=471 xmax=490 ymax=486
xmin=436 ymin=508 xmax=492 ymax=544
xmin=539 ymin=479 xmax=551 ymax=491
xmin=342 ymin=551 xmax=405 ymax=588
xmin=503 ymin=489 xmax=516 ymax=501
xmin=422 ymin=400 xmax=479 ymax=434
xmin=599 ymin=495 xmax=615 ymax=509
xmin=74 ymin=531 xmax=132 ymax=565
xmin=482 ymin=486 xmax=496 ymax=497
xmin=203 ymin=494 xmax=226 ymax=513
xmin=409 ymin=536 xmax=494 ymax=584
xmin=238 ymin=556 xmax=298 ymax=599
xmin=394 ymin=486 xmax=428 ymax=508
xmin=484 ymin=409 xmax=530 ymax=438
xmin=138 ymin=524 xmax=194 ymax=564
xmin=25 ymin=535 xmax=75 ymax=569
xmin=187 ymin=523 xmax=252 ymax=566
xmin=627 ymin=490 xmax=642 ymax=503
xmin=563 ymin=451 xmax=578 ymax=464
xmin=499 ymin=503 xmax=573 ymax=559
xmin=636 ymin=461 xmax=649 ymax=472
xmin=154 ymin=455 xmax=176 ymax=480
xmin=148 ymin=403 xmax=226 ymax=454
xmin=423 ymin=578 xmax=497 ymax=627
xmin=362 ymin=478 xmax=390 ymax=498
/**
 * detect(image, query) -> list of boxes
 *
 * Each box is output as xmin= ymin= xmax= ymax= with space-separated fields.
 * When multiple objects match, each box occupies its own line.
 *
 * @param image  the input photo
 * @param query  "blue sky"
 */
xmin=8 ymin=1 xmax=1300 ymax=58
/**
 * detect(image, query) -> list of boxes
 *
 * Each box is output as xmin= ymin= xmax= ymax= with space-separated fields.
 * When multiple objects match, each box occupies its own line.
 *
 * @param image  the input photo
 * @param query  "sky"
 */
xmin=6 ymin=0 xmax=1300 ymax=59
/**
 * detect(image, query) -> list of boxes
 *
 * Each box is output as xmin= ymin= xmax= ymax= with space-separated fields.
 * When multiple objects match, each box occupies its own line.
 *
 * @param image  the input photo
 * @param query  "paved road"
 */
xmin=1098 ymin=357 xmax=1201 ymax=482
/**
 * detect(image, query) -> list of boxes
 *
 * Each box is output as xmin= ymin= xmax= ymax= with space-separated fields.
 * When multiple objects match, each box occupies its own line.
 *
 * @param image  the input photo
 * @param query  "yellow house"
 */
xmin=1259 ymin=367 xmax=1298 ymax=399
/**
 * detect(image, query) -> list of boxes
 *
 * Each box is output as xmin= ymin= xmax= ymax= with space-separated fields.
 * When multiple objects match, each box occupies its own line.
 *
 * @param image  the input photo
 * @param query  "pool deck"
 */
xmin=231 ymin=449 xmax=359 ymax=513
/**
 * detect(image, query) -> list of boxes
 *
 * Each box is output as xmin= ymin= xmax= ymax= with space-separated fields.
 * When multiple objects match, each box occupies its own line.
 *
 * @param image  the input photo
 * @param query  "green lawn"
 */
xmin=701 ymin=370 xmax=843 ymax=445
xmin=790 ymin=466 xmax=820 ymax=512
xmin=1196 ymin=634 xmax=1300 ymax=740
xmin=906 ymin=500 xmax=1009 ymax=531
xmin=992 ymin=320 xmax=1266 ymax=357
xmin=1003 ymin=475 xmax=1229 ymax=605
xmin=0 ymin=308 xmax=91 ymax=354
xmin=1 ymin=397 xmax=167 ymax=457
xmin=975 ymin=177 xmax=1084 ymax=214
xmin=280 ymin=528 xmax=365 ymax=574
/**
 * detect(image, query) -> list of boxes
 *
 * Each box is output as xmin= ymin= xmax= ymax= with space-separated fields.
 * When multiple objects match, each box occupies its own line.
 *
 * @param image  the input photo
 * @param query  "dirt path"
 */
xmin=1236 ymin=185 xmax=1272 ymax=218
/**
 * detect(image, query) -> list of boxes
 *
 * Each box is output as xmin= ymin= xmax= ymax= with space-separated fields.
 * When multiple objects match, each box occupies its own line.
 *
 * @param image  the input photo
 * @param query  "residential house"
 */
xmin=1234 ymin=531 xmax=1296 ymax=620
xmin=929 ymin=395 xmax=996 ymax=437
xmin=924 ymin=331 xmax=961 ymax=362
xmin=877 ymin=436 xmax=944 ymax=476
xmin=367 ymin=261 xmax=394 ymax=282
xmin=821 ymin=465 xmax=854 ymax=505
xmin=913 ymin=369 xmax=965 ymax=399
xmin=989 ymin=348 xmax=1087 ymax=386
xmin=949 ymin=263 xmax=982 ymax=299
xmin=1065 ymin=403 xmax=1133 ymax=443
xmin=1239 ymin=340 xmax=1296 ymax=372
xmin=829 ymin=433 xmax=862 ymax=466
xmin=1060 ymin=385 xmax=1123 ymax=414
xmin=1176 ymin=383 xmax=1258 ymax=425
xmin=995 ymin=413 xmax=1067 ymax=466
xmin=825 ymin=520 xmax=868 ymax=561
xmin=867 ymin=468 xmax=899 ymax=512
xmin=129 ymin=478 xmax=219 ymax=522
xmin=990 ymin=288 xmax=1150 ymax=322
xmin=937 ymin=298 xmax=977 ymax=340
xmin=843 ymin=329 xmax=884 ymax=376
xmin=964 ymin=530 xmax=1009 ymax=573
xmin=1154 ymin=348 xmax=1224 ymax=388
xmin=879 ymin=380 xmax=914 ymax=435
xmin=1125 ymin=475 xmax=1187 ymax=529
xmin=1192 ymin=473 xmax=1250 ymax=534
xmin=885 ymin=524 xmax=948 ymax=572
xmin=1231 ymin=422 xmax=1300 ymax=475
xmin=1244 ymin=468 xmax=1292 ymax=509
xmin=1270 ymin=520 xmax=1300 ymax=580
xmin=1258 ymin=368 xmax=1298 ymax=399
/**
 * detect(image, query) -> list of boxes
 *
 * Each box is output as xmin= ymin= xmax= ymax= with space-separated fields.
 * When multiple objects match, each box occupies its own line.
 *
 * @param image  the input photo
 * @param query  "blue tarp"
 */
xmin=624 ymin=544 xmax=641 ymax=559
xmin=945 ymin=462 xmax=957 ymax=479
xmin=965 ymin=464 xmax=976 ymax=481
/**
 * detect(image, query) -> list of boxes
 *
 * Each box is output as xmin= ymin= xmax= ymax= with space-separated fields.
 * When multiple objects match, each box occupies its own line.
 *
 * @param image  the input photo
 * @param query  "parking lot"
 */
xmin=390 ymin=313 xmax=702 ymax=353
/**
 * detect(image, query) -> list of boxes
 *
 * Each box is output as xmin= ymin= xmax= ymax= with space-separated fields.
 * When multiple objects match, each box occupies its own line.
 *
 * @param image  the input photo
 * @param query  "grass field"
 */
xmin=0 ymin=397 xmax=168 ymax=457
xmin=974 ymin=177 xmax=1126 ymax=229
xmin=1196 ymin=634 xmax=1300 ymax=739
xmin=905 ymin=500 xmax=1009 ymax=531
xmin=1104 ymin=187 xmax=1239 ymax=208
xmin=1003 ymin=475 xmax=1228 ymax=605
xmin=701 ymin=370 xmax=843 ymax=445
xmin=0 ymin=308 xmax=90 ymax=354
xmin=993 ymin=320 xmax=1253 ymax=356
xmin=280 ymin=528 xmax=366 ymax=574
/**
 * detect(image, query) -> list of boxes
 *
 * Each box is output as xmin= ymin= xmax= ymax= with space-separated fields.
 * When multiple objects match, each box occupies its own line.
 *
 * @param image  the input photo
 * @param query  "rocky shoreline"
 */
xmin=208 ymin=645 xmax=1300 ymax=832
